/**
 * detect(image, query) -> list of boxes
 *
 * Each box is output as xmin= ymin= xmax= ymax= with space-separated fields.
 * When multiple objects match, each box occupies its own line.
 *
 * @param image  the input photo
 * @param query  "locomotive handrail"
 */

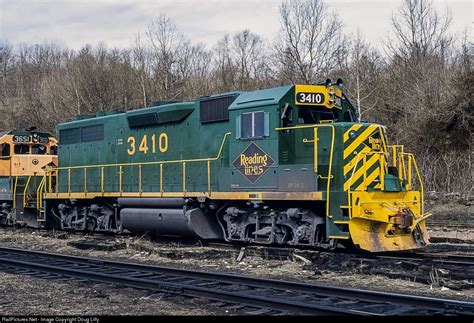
xmin=48 ymin=132 xmax=231 ymax=171
xmin=22 ymin=175 xmax=32 ymax=208
xmin=400 ymin=153 xmax=425 ymax=215
xmin=346 ymin=150 xmax=388 ymax=219
xmin=275 ymin=124 xmax=335 ymax=220
xmin=36 ymin=176 xmax=46 ymax=210
xmin=45 ymin=132 xmax=232 ymax=196
xmin=346 ymin=149 xmax=425 ymax=217
xmin=388 ymin=145 xmax=404 ymax=167
xmin=12 ymin=175 xmax=18 ymax=208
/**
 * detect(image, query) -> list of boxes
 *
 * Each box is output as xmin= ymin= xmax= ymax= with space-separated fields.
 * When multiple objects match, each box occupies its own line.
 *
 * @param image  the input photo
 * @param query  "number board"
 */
xmin=294 ymin=84 xmax=327 ymax=106
xmin=12 ymin=135 xmax=49 ymax=144
xmin=294 ymin=84 xmax=342 ymax=109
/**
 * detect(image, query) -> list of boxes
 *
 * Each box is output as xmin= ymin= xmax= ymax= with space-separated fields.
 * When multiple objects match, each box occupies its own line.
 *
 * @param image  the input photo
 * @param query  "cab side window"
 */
xmin=32 ymin=145 xmax=46 ymax=155
xmin=14 ymin=144 xmax=29 ymax=155
xmin=0 ymin=144 xmax=10 ymax=157
xmin=280 ymin=104 xmax=293 ymax=128
xmin=237 ymin=111 xmax=269 ymax=139
xmin=50 ymin=146 xmax=58 ymax=155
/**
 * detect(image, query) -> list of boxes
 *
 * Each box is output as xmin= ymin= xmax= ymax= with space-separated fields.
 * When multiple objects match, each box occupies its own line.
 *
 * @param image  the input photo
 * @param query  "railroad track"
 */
xmin=365 ymin=251 xmax=474 ymax=266
xmin=206 ymin=242 xmax=474 ymax=265
xmin=426 ymin=222 xmax=474 ymax=230
xmin=0 ymin=247 xmax=472 ymax=315
xmin=2 ymin=226 xmax=473 ymax=268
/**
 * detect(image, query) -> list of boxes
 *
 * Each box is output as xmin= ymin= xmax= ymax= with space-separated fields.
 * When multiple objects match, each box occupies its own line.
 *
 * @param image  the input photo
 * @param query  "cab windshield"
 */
xmin=298 ymin=107 xmax=337 ymax=124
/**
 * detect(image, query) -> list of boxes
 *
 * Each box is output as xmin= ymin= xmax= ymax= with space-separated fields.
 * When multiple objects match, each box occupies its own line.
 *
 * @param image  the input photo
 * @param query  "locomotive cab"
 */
xmin=224 ymin=81 xmax=430 ymax=251
xmin=0 ymin=129 xmax=58 ymax=226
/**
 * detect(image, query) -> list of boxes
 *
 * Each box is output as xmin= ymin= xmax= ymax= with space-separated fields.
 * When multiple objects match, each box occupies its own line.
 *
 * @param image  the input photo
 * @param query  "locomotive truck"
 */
xmin=11 ymin=80 xmax=431 ymax=252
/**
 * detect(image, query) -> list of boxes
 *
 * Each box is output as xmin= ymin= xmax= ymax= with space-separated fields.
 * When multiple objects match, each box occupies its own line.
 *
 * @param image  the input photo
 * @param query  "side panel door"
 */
xmin=224 ymin=107 xmax=278 ymax=191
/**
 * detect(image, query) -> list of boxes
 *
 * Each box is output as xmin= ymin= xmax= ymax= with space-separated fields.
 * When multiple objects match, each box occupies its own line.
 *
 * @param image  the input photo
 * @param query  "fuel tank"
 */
xmin=120 ymin=207 xmax=223 ymax=240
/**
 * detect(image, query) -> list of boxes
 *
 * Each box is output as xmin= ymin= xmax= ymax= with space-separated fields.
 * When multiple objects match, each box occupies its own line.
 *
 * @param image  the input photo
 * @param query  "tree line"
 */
xmin=0 ymin=0 xmax=472 ymax=195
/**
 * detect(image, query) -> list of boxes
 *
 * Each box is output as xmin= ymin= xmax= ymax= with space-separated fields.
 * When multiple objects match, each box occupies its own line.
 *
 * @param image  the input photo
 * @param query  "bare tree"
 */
xmin=232 ymin=30 xmax=268 ymax=90
xmin=146 ymin=14 xmax=184 ymax=100
xmin=336 ymin=33 xmax=381 ymax=121
xmin=388 ymin=0 xmax=452 ymax=61
xmin=177 ymin=41 xmax=212 ymax=98
xmin=132 ymin=34 xmax=153 ymax=107
xmin=0 ymin=41 xmax=14 ymax=106
xmin=213 ymin=35 xmax=236 ymax=92
xmin=275 ymin=0 xmax=346 ymax=83
xmin=0 ymin=7 xmax=470 ymax=195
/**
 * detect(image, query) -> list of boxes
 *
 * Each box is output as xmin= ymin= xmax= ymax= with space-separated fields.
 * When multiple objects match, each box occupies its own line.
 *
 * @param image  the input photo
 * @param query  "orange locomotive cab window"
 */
xmin=0 ymin=143 xmax=10 ymax=157
xmin=50 ymin=145 xmax=58 ymax=155
xmin=14 ymin=144 xmax=29 ymax=155
xmin=32 ymin=145 xmax=46 ymax=155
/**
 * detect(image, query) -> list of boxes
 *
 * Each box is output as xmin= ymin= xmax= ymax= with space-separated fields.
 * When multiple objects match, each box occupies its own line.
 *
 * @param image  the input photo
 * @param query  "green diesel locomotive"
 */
xmin=40 ymin=80 xmax=430 ymax=252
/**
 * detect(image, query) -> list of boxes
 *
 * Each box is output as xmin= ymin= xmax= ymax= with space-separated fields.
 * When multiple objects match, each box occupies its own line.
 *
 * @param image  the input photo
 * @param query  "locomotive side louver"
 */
xmin=200 ymin=95 xmax=238 ymax=124
xmin=126 ymin=106 xmax=194 ymax=128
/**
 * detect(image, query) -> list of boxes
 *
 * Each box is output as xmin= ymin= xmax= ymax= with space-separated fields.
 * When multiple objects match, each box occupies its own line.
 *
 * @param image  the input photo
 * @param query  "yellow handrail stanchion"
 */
xmin=380 ymin=154 xmax=385 ymax=190
xmin=23 ymin=175 xmax=32 ymax=208
xmin=407 ymin=154 xmax=412 ymax=190
xmin=347 ymin=152 xmax=363 ymax=219
xmin=48 ymin=169 xmax=52 ymax=193
xmin=36 ymin=176 xmax=46 ymax=210
xmin=314 ymin=128 xmax=318 ymax=173
xmin=400 ymin=154 xmax=407 ymax=187
xmin=410 ymin=154 xmax=425 ymax=214
xmin=207 ymin=160 xmax=211 ymax=194
xmin=101 ymin=167 xmax=104 ymax=195
xmin=182 ymin=162 xmax=186 ymax=194
xmin=160 ymin=164 xmax=163 ymax=196
xmin=398 ymin=152 xmax=403 ymax=181
xmin=392 ymin=146 xmax=397 ymax=167
xmin=68 ymin=169 xmax=71 ymax=195
xmin=119 ymin=166 xmax=123 ymax=195
xmin=84 ymin=168 xmax=87 ymax=195
xmin=139 ymin=165 xmax=142 ymax=195
xmin=13 ymin=176 xmax=18 ymax=208
xmin=362 ymin=154 xmax=367 ymax=191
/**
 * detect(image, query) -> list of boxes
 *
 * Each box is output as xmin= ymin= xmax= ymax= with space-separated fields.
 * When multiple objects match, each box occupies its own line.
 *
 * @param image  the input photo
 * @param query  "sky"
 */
xmin=0 ymin=0 xmax=472 ymax=50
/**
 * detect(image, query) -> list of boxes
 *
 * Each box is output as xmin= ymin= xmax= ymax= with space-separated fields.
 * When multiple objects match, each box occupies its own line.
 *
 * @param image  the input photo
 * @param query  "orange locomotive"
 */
xmin=0 ymin=127 xmax=57 ymax=226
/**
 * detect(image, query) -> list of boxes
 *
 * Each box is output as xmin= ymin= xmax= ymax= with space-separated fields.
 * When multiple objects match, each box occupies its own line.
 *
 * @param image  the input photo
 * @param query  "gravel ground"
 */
xmin=0 ymin=225 xmax=471 ymax=313
xmin=426 ymin=199 xmax=473 ymax=223
xmin=0 ymin=271 xmax=219 ymax=315
xmin=428 ymin=227 xmax=474 ymax=241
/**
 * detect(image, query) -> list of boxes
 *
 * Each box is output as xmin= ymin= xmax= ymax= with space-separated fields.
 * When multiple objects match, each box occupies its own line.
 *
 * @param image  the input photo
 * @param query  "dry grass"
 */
xmin=0 ymin=272 xmax=216 ymax=315
xmin=0 ymin=226 xmax=472 ymax=304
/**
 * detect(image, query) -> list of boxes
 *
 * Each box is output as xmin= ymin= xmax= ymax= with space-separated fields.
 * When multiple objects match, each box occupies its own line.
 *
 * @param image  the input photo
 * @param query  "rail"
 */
xmin=275 ymin=124 xmax=335 ymax=219
xmin=1 ymin=247 xmax=472 ymax=315
xmin=44 ymin=132 xmax=231 ymax=196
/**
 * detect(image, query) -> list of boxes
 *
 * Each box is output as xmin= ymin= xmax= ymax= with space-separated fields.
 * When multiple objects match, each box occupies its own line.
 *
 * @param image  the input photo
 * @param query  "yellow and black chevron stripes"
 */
xmin=343 ymin=124 xmax=362 ymax=142
xmin=343 ymin=124 xmax=378 ymax=159
xmin=343 ymin=124 xmax=382 ymax=191
xmin=344 ymin=145 xmax=370 ymax=175
xmin=344 ymin=153 xmax=380 ymax=191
